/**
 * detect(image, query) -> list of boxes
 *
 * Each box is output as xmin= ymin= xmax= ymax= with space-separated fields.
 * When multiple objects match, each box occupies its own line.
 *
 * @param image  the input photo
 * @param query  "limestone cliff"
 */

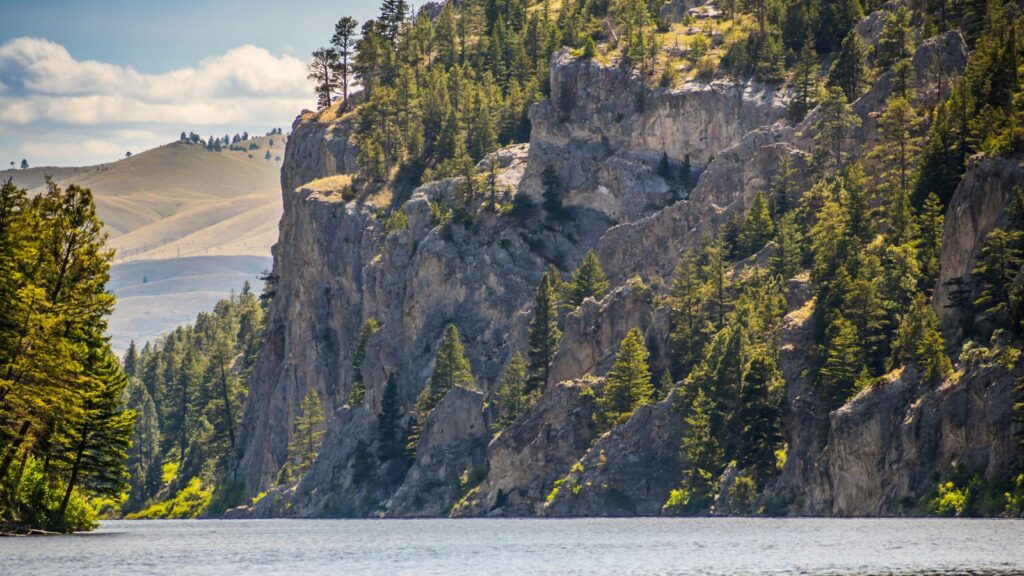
xmin=229 ymin=11 xmax=1022 ymax=519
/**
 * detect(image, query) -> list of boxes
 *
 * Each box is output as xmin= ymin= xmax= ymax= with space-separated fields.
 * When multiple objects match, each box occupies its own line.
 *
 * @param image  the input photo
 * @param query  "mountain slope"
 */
xmin=1 ymin=135 xmax=284 ymax=350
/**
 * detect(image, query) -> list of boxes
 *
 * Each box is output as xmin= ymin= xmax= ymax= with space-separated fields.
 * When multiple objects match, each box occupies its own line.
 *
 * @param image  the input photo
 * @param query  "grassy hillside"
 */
xmin=1 ymin=135 xmax=286 ymax=351
xmin=1 ymin=135 xmax=284 ymax=261
xmin=107 ymin=255 xmax=272 ymax=352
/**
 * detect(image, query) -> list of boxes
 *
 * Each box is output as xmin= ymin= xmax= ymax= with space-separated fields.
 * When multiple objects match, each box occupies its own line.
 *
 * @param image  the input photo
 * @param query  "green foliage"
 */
xmin=528 ymin=271 xmax=562 ymax=393
xmin=892 ymin=294 xmax=952 ymax=384
xmin=828 ymin=30 xmax=870 ymax=102
xmin=674 ymin=388 xmax=723 ymax=515
xmin=814 ymin=86 xmax=861 ymax=172
xmin=122 ymin=283 xmax=262 ymax=514
xmin=0 ymin=179 xmax=134 ymax=533
xmin=728 ymin=475 xmax=757 ymax=515
xmin=598 ymin=329 xmax=654 ymax=429
xmin=349 ymin=318 xmax=380 ymax=406
xmin=494 ymin=352 xmax=531 ymax=430
xmin=566 ymin=250 xmax=610 ymax=308
xmin=383 ymin=208 xmax=409 ymax=234
xmin=930 ymin=480 xmax=969 ymax=516
xmin=735 ymin=192 xmax=774 ymax=259
xmin=124 ymin=477 xmax=212 ymax=520
xmin=287 ymin=388 xmax=326 ymax=478
xmin=407 ymin=324 xmax=475 ymax=459
xmin=377 ymin=374 xmax=403 ymax=462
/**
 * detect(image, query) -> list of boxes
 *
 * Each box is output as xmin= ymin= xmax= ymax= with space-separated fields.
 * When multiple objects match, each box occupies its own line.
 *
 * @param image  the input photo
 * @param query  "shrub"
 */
xmin=930 ymin=481 xmax=968 ymax=516
xmin=383 ymin=208 xmax=409 ymax=234
xmin=728 ymin=476 xmax=757 ymax=515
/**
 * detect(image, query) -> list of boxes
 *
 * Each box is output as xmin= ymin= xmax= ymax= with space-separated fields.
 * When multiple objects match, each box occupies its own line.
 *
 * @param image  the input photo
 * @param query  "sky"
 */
xmin=0 ymin=0 xmax=382 ymax=167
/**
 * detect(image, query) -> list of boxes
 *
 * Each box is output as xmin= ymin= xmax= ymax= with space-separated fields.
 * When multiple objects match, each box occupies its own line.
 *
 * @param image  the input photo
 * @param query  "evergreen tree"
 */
xmin=349 ymin=318 xmax=380 ymax=405
xmin=57 ymin=351 xmax=135 ymax=519
xmin=770 ymin=212 xmax=804 ymax=280
xmin=814 ymin=86 xmax=861 ymax=172
xmin=736 ymin=192 xmax=774 ymax=258
xmin=677 ymin=388 xmax=723 ymax=514
xmin=494 ymin=352 xmax=529 ymax=429
xmin=123 ymin=340 xmax=139 ymax=378
xmin=332 ymin=17 xmax=360 ymax=109
xmin=288 ymin=388 xmax=325 ymax=476
xmin=308 ymin=48 xmax=340 ymax=109
xmin=527 ymin=271 xmax=561 ymax=393
xmin=599 ymin=329 xmax=654 ymax=428
xmin=875 ymin=6 xmax=914 ymax=70
xmin=973 ymin=227 xmax=1024 ymax=330
xmin=669 ymin=251 xmax=705 ymax=376
xmin=408 ymin=325 xmax=474 ymax=458
xmin=736 ymin=352 xmax=782 ymax=489
xmin=377 ymin=374 xmax=402 ymax=462
xmin=917 ymin=193 xmax=944 ymax=286
xmin=892 ymin=294 xmax=952 ymax=385
xmin=818 ymin=315 xmax=863 ymax=409
xmin=566 ymin=250 xmax=610 ymax=308
xmin=828 ymin=30 xmax=870 ymax=102
xmin=789 ymin=37 xmax=820 ymax=121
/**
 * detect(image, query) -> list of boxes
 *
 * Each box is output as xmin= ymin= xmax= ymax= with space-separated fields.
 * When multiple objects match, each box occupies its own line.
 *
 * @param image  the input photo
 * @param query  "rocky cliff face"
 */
xmin=230 ymin=11 xmax=1022 ymax=519
xmin=232 ymin=49 xmax=788 ymax=513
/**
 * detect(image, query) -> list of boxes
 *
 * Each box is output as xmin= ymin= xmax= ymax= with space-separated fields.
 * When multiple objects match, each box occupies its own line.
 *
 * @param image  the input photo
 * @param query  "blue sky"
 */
xmin=0 ymin=0 xmax=383 ymax=166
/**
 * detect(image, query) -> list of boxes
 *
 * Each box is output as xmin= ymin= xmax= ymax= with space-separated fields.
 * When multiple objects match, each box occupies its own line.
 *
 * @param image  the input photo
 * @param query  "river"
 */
xmin=4 ymin=518 xmax=1024 ymax=575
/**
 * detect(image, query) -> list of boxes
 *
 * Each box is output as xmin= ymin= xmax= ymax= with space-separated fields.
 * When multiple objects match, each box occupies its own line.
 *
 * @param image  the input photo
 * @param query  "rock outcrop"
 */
xmin=452 ymin=379 xmax=600 ymax=517
xmin=936 ymin=157 xmax=1024 ymax=324
xmin=387 ymin=386 xmax=488 ymax=517
xmin=543 ymin=394 xmax=686 ymax=516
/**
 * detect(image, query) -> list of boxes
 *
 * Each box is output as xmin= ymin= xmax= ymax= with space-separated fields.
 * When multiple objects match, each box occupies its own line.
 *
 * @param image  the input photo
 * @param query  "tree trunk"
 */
xmin=0 ymin=419 xmax=30 ymax=483
xmin=219 ymin=360 xmax=235 ymax=451
xmin=58 ymin=435 xmax=87 ymax=517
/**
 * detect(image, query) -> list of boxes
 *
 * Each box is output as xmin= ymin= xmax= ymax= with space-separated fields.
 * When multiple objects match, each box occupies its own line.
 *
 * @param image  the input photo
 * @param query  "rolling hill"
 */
xmin=0 ymin=135 xmax=284 ymax=351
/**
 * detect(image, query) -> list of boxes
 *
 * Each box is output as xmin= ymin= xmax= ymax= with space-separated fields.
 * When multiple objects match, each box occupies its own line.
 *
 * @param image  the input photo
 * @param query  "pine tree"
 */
xmin=702 ymin=233 xmax=729 ymax=331
xmin=332 ymin=17 xmax=360 ymax=109
xmin=349 ymin=318 xmax=380 ymax=406
xmin=599 ymin=328 xmax=654 ymax=428
xmin=669 ymin=251 xmax=705 ymax=376
xmin=917 ymin=193 xmax=944 ymax=286
xmin=566 ymin=250 xmax=610 ymax=308
xmin=816 ymin=0 xmax=863 ymax=53
xmin=494 ymin=352 xmax=529 ymax=429
xmin=769 ymin=155 xmax=798 ymax=216
xmin=677 ymin=388 xmax=723 ymax=514
xmin=736 ymin=192 xmax=774 ymax=258
xmin=818 ymin=315 xmax=863 ymax=409
xmin=814 ymin=86 xmax=861 ymax=172
xmin=307 ymin=48 xmax=340 ymax=109
xmin=125 ymin=379 xmax=160 ymax=510
xmin=770 ymin=212 xmax=804 ymax=280
xmin=288 ymin=388 xmax=325 ymax=476
xmin=736 ymin=352 xmax=782 ymax=488
xmin=57 ymin=351 xmax=136 ymax=519
xmin=875 ymin=5 xmax=914 ymax=70
xmin=828 ymin=30 xmax=870 ymax=102
xmin=973 ymin=227 xmax=1024 ymax=330
xmin=408 ymin=325 xmax=474 ymax=458
xmin=123 ymin=340 xmax=139 ymax=378
xmin=428 ymin=324 xmax=475 ymax=401
xmin=892 ymin=294 xmax=952 ymax=384
xmin=377 ymin=374 xmax=402 ymax=462
xmin=527 ymin=271 xmax=561 ymax=393
xmin=789 ymin=38 xmax=820 ymax=121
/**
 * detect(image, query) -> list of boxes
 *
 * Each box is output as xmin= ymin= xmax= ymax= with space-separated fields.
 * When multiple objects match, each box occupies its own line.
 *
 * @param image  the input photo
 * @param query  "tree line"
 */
xmin=0 ymin=179 xmax=134 ymax=532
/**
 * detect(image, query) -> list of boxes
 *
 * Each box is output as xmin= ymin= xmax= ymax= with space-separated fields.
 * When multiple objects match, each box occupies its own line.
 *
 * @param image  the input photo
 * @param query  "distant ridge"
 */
xmin=1 ymin=136 xmax=285 ymax=351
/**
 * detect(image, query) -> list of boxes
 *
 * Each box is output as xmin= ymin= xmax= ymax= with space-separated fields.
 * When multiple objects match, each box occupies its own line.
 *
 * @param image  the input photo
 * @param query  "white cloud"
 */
xmin=0 ymin=37 xmax=313 ymax=126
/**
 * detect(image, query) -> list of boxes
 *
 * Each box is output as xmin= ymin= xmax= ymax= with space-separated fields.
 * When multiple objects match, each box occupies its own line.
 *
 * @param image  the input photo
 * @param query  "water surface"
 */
xmin=4 ymin=518 xmax=1023 ymax=575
